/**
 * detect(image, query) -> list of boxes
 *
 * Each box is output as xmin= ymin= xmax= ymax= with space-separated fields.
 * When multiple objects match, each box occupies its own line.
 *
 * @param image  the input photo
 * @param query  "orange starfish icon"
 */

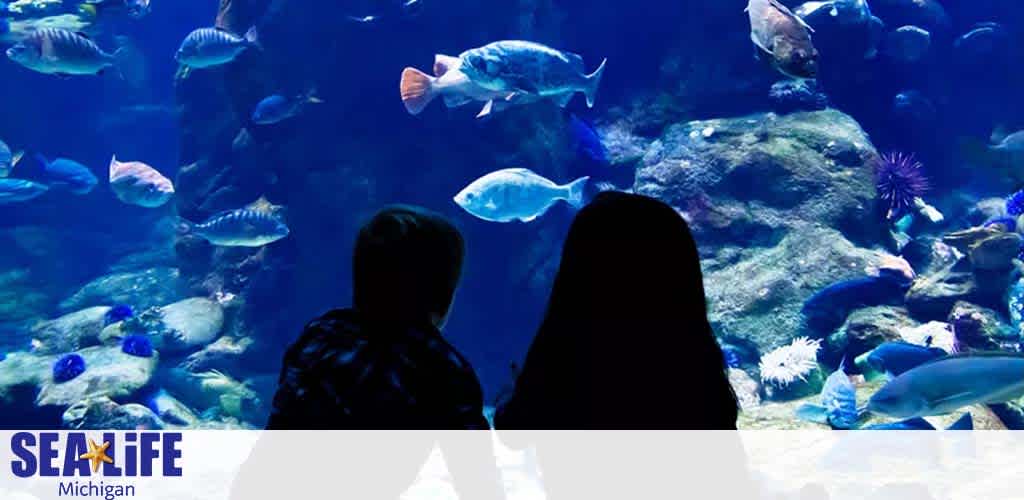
xmin=79 ymin=439 xmax=114 ymax=473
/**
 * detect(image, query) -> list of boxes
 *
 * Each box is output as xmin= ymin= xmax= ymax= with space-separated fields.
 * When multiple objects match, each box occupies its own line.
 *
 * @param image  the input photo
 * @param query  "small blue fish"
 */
xmin=252 ymin=91 xmax=323 ymax=125
xmin=33 ymin=154 xmax=97 ymax=195
xmin=866 ymin=342 xmax=947 ymax=378
xmin=0 ymin=178 xmax=48 ymax=204
xmin=863 ymin=413 xmax=973 ymax=431
xmin=568 ymin=114 xmax=608 ymax=165
xmin=795 ymin=361 xmax=864 ymax=429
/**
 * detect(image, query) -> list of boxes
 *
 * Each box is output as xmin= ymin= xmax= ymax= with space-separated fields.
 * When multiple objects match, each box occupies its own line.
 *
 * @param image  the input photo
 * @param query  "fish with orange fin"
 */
xmin=747 ymin=0 xmax=820 ymax=79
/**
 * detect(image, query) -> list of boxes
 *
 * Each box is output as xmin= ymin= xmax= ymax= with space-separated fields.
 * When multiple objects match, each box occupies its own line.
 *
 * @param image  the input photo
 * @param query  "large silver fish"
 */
xmin=454 ymin=168 xmax=588 ymax=223
xmin=175 ymin=27 xmax=259 ymax=69
xmin=402 ymin=41 xmax=605 ymax=115
xmin=868 ymin=353 xmax=1024 ymax=418
xmin=181 ymin=208 xmax=289 ymax=247
xmin=109 ymin=155 xmax=174 ymax=208
xmin=0 ymin=179 xmax=48 ymax=204
xmin=6 ymin=28 xmax=118 ymax=76
xmin=748 ymin=0 xmax=820 ymax=78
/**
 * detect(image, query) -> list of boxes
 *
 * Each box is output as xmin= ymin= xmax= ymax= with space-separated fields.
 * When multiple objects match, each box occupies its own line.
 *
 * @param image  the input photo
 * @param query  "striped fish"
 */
xmin=175 ymin=27 xmax=260 ymax=69
xmin=5 ymin=28 xmax=117 ymax=76
xmin=182 ymin=208 xmax=289 ymax=247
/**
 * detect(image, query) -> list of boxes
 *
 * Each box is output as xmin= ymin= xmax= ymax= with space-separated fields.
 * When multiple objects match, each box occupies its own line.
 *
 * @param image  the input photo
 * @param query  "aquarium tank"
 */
xmin=1 ymin=0 xmax=1024 ymax=431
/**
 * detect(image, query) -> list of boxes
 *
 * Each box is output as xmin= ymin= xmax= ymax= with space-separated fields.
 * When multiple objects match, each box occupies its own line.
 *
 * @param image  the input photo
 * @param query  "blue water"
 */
xmin=1 ymin=0 xmax=1024 ymax=429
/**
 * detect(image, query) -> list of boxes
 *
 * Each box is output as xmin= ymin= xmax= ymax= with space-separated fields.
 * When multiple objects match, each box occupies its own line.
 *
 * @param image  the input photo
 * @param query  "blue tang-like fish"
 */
xmin=866 ymin=342 xmax=947 ymax=378
xmin=453 ymin=168 xmax=589 ymax=223
xmin=795 ymin=361 xmax=864 ymax=429
xmin=252 ymin=91 xmax=323 ymax=125
xmin=868 ymin=353 xmax=1024 ymax=418
xmin=33 ymin=154 xmax=98 ymax=195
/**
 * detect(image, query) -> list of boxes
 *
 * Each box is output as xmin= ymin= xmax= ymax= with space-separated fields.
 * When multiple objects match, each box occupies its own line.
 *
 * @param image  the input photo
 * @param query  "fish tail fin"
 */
xmin=245 ymin=26 xmax=262 ymax=50
xmin=11 ymin=150 xmax=24 ymax=168
xmin=583 ymin=58 xmax=607 ymax=108
xmin=305 ymin=87 xmax=323 ymax=104
xmin=564 ymin=176 xmax=590 ymax=208
xmin=400 ymin=67 xmax=437 ymax=115
xmin=108 ymin=154 xmax=120 ymax=178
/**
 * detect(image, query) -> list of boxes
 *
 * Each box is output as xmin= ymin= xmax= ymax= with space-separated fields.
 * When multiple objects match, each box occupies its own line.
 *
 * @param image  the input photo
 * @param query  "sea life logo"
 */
xmin=10 ymin=432 xmax=182 ymax=499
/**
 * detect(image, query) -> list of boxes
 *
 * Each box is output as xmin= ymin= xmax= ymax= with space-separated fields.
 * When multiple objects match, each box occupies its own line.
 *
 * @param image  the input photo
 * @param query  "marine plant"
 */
xmin=758 ymin=337 xmax=821 ymax=387
xmin=121 ymin=334 xmax=154 ymax=358
xmin=874 ymin=152 xmax=929 ymax=219
xmin=104 ymin=304 xmax=135 ymax=326
xmin=1005 ymin=190 xmax=1024 ymax=217
xmin=52 ymin=353 xmax=86 ymax=383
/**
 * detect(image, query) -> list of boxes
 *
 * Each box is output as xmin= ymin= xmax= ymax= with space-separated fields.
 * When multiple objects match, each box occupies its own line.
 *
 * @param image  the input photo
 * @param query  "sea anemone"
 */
xmin=874 ymin=152 xmax=929 ymax=219
xmin=104 ymin=304 xmax=134 ymax=326
xmin=121 ymin=334 xmax=154 ymax=358
xmin=758 ymin=337 xmax=821 ymax=387
xmin=52 ymin=353 xmax=86 ymax=383
xmin=1006 ymin=190 xmax=1024 ymax=217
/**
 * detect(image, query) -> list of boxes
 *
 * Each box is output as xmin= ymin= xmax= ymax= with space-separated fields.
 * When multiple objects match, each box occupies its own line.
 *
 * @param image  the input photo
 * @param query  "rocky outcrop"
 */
xmin=30 ymin=306 xmax=111 ymax=355
xmin=635 ymin=109 xmax=881 ymax=250
xmin=59 ymin=267 xmax=186 ymax=312
xmin=63 ymin=397 xmax=164 ymax=430
xmin=35 ymin=346 xmax=158 ymax=407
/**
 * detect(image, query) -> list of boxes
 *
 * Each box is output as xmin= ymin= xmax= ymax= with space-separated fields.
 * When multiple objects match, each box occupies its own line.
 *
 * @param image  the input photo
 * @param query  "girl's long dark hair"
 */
xmin=502 ymin=192 xmax=738 ymax=429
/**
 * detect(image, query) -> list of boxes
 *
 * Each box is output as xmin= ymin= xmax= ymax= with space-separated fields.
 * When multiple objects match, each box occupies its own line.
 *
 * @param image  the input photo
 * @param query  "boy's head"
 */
xmin=353 ymin=206 xmax=465 ymax=328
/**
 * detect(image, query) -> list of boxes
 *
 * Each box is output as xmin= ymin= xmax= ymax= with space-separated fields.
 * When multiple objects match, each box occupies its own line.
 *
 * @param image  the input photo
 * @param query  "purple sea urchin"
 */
xmin=53 ymin=353 xmax=86 ymax=383
xmin=122 ymin=334 xmax=154 ymax=358
xmin=874 ymin=152 xmax=929 ymax=220
xmin=1006 ymin=190 xmax=1024 ymax=216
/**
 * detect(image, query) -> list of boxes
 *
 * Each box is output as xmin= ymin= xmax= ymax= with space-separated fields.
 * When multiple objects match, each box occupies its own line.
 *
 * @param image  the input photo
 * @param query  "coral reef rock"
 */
xmin=159 ymin=298 xmax=226 ymax=353
xmin=704 ymin=226 xmax=888 ymax=353
xmin=59 ymin=267 xmax=185 ymax=312
xmin=728 ymin=368 xmax=762 ymax=410
xmin=824 ymin=306 xmax=918 ymax=366
xmin=63 ymin=397 xmax=164 ymax=430
xmin=30 ymin=306 xmax=111 ymax=355
xmin=948 ymin=301 xmax=1008 ymax=350
xmin=35 ymin=345 xmax=158 ymax=407
xmin=635 ymin=109 xmax=880 ymax=249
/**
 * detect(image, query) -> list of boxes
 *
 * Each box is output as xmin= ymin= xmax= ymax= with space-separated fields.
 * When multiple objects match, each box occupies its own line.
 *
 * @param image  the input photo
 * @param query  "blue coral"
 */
xmin=875 ymin=152 xmax=929 ymax=219
xmin=104 ymin=304 xmax=134 ymax=326
xmin=121 ymin=334 xmax=154 ymax=358
xmin=52 ymin=354 xmax=86 ymax=383
xmin=1006 ymin=190 xmax=1024 ymax=217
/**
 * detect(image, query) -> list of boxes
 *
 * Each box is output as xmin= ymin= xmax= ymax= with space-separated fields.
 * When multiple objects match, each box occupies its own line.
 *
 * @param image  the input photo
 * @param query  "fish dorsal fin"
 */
xmin=564 ymin=52 xmax=585 ymax=72
xmin=503 ymin=168 xmax=537 ymax=177
xmin=769 ymin=0 xmax=816 ymax=33
xmin=905 ymin=350 xmax=1024 ymax=372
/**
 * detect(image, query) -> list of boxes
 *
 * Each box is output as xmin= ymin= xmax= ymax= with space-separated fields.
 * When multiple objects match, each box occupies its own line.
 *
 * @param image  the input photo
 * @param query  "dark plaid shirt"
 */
xmin=267 ymin=309 xmax=488 ymax=430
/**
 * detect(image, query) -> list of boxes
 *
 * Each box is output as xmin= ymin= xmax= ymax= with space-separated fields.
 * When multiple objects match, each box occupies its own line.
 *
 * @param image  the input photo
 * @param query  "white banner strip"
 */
xmin=0 ymin=431 xmax=1014 ymax=500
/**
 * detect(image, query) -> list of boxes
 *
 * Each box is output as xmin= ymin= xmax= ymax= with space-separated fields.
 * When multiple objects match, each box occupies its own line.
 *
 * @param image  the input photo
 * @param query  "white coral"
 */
xmin=758 ymin=337 xmax=821 ymax=387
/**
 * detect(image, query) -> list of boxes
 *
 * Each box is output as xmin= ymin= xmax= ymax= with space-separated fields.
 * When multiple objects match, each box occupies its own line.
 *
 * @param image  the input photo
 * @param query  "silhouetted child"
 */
xmin=267 ymin=205 xmax=486 ymax=429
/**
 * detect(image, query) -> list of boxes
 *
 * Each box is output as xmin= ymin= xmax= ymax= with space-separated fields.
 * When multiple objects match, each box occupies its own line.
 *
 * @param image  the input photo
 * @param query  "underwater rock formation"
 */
xmin=62 ymin=396 xmax=164 ymax=430
xmin=948 ymin=301 xmax=1007 ymax=351
xmin=35 ymin=345 xmax=158 ymax=407
xmin=161 ymin=367 xmax=263 ymax=423
xmin=58 ymin=267 xmax=185 ymax=313
xmin=30 ymin=306 xmax=110 ymax=354
xmin=824 ymin=306 xmax=918 ymax=367
xmin=158 ymin=297 xmax=225 ymax=353
xmin=635 ymin=109 xmax=881 ymax=249
xmin=728 ymin=368 xmax=762 ymax=410
xmin=703 ymin=225 xmax=888 ymax=355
